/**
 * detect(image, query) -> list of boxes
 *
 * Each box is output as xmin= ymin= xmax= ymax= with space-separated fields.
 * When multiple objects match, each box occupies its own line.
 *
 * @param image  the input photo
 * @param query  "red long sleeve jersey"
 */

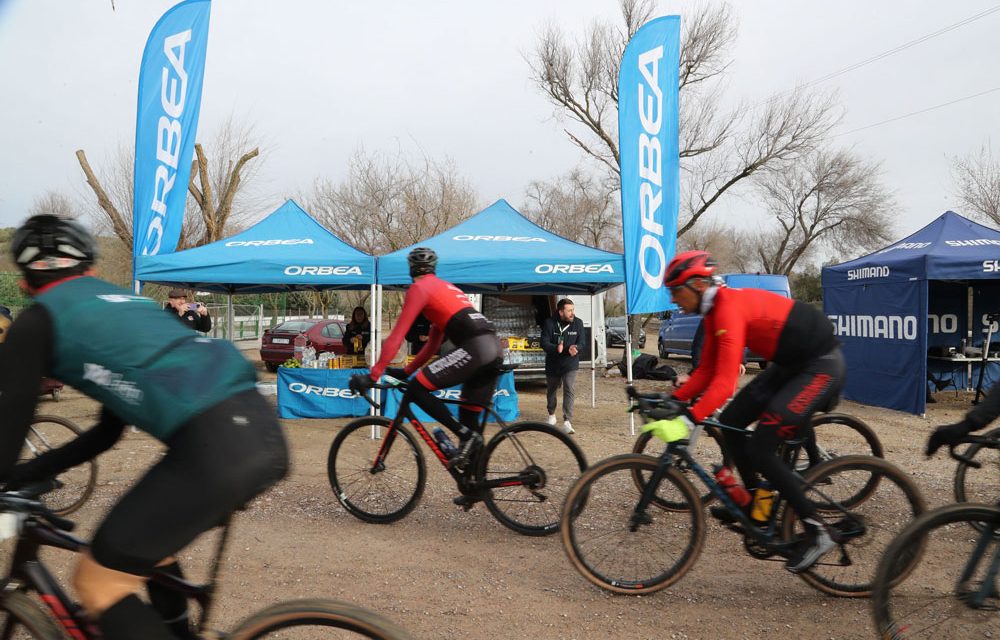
xmin=370 ymin=274 xmax=492 ymax=379
xmin=672 ymin=287 xmax=836 ymax=422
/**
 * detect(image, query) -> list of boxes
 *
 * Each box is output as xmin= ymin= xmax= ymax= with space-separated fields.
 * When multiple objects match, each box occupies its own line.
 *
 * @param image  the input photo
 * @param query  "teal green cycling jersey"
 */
xmin=35 ymin=277 xmax=258 ymax=440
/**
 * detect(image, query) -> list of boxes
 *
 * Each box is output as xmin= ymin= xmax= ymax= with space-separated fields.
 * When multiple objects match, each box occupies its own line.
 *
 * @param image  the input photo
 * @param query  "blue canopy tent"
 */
xmin=822 ymin=211 xmax=1000 ymax=414
xmin=377 ymin=199 xmax=624 ymax=294
xmin=135 ymin=199 xmax=375 ymax=293
xmin=377 ymin=199 xmax=626 ymax=407
xmin=135 ymin=199 xmax=377 ymax=341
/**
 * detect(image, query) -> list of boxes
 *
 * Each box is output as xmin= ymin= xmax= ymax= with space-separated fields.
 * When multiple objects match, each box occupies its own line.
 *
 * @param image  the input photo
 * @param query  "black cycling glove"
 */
xmin=349 ymin=374 xmax=374 ymax=395
xmin=925 ymin=420 xmax=973 ymax=456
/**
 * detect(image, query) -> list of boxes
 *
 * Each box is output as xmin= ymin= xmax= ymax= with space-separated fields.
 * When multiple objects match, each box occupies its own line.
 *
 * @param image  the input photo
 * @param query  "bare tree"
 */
xmin=529 ymin=1 xmax=839 ymax=236
xmin=28 ymin=191 xmax=77 ymax=218
xmin=952 ymin=143 xmax=1000 ymax=227
xmin=76 ymin=116 xmax=262 ymax=253
xmin=748 ymin=147 xmax=895 ymax=275
xmin=308 ymin=148 xmax=479 ymax=256
xmin=521 ymin=168 xmax=621 ymax=250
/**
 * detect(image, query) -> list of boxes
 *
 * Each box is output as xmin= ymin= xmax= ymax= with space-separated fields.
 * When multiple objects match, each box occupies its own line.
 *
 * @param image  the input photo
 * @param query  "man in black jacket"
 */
xmin=164 ymin=289 xmax=211 ymax=333
xmin=541 ymin=298 xmax=585 ymax=434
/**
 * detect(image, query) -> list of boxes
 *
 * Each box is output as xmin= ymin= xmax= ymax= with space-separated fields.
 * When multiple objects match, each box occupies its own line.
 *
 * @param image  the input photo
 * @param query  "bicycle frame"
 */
xmin=366 ymin=381 xmax=540 ymax=495
xmin=958 ymin=514 xmax=1000 ymax=609
xmin=2 ymin=510 xmax=234 ymax=639
xmin=634 ymin=422 xmax=802 ymax=558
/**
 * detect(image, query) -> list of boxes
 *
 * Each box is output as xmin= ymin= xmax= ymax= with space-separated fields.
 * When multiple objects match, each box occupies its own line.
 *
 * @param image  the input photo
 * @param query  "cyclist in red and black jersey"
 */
xmin=644 ymin=251 xmax=845 ymax=573
xmin=350 ymin=247 xmax=502 ymax=483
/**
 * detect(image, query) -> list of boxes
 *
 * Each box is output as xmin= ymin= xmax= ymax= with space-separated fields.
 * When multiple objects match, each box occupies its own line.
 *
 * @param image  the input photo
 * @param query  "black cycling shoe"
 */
xmin=447 ymin=432 xmax=483 ymax=472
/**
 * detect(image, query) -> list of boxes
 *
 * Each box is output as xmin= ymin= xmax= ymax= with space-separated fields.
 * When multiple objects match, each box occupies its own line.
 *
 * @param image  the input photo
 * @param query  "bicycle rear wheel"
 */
xmin=327 ymin=417 xmax=426 ymax=524
xmin=227 ymin=598 xmax=413 ymax=639
xmin=805 ymin=412 xmax=884 ymax=464
xmin=480 ymin=422 xmax=587 ymax=536
xmin=20 ymin=416 xmax=97 ymax=516
xmin=953 ymin=426 xmax=1000 ymax=506
xmin=782 ymin=455 xmax=926 ymax=597
xmin=0 ymin=591 xmax=64 ymax=639
xmin=561 ymin=454 xmax=705 ymax=594
xmin=871 ymin=502 xmax=1000 ymax=639
xmin=631 ymin=425 xmax=727 ymax=509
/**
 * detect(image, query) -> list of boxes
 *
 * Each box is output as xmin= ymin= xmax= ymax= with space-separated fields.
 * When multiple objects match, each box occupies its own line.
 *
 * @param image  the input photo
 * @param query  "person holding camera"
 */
xmin=165 ymin=289 xmax=211 ymax=333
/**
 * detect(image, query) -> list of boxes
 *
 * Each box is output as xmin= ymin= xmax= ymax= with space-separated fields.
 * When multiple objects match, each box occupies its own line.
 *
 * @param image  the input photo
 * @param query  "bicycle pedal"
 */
xmin=724 ymin=523 xmax=746 ymax=536
xmin=452 ymin=494 xmax=482 ymax=511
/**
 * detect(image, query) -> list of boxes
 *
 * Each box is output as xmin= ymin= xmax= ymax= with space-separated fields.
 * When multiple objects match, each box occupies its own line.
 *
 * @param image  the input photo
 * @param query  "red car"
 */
xmin=260 ymin=318 xmax=348 ymax=371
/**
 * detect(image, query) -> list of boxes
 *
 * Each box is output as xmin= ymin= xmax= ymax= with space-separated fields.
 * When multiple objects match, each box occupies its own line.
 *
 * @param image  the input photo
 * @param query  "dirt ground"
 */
xmin=6 ymin=333 xmax=988 ymax=640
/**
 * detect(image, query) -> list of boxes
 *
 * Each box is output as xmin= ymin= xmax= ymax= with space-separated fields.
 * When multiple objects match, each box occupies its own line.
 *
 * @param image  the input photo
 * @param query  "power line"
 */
xmin=799 ymin=5 xmax=1000 ymax=91
xmin=835 ymin=86 xmax=1000 ymax=137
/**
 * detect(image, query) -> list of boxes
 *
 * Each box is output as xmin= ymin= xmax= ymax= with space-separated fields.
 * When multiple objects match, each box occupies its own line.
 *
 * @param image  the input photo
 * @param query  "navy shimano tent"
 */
xmin=377 ymin=199 xmax=624 ymax=294
xmin=135 ymin=199 xmax=375 ymax=293
xmin=822 ymin=211 xmax=1000 ymax=414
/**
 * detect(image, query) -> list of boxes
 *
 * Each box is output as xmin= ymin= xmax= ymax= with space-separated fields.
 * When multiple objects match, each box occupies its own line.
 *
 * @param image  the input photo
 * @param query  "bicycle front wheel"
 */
xmin=782 ymin=455 xmax=926 ymax=597
xmin=871 ymin=502 xmax=1000 ymax=639
xmin=327 ymin=417 xmax=426 ymax=524
xmin=480 ymin=422 xmax=587 ymax=536
xmin=0 ymin=590 xmax=64 ymax=639
xmin=561 ymin=454 xmax=705 ymax=595
xmin=631 ymin=424 xmax=728 ymax=510
xmin=227 ymin=598 xmax=413 ymax=639
xmin=20 ymin=416 xmax=97 ymax=516
xmin=953 ymin=426 xmax=1000 ymax=506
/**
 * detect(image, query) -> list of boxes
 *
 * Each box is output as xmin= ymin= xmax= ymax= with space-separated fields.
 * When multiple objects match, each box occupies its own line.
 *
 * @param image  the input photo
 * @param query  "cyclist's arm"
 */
xmin=404 ymin=324 xmax=443 ymax=375
xmin=5 ymin=408 xmax=125 ymax=486
xmin=370 ymin=284 xmax=428 ymax=379
xmin=0 ymin=306 xmax=52 ymax=480
xmin=675 ymin=309 xmax=745 ymax=422
xmin=968 ymin=382 xmax=1000 ymax=430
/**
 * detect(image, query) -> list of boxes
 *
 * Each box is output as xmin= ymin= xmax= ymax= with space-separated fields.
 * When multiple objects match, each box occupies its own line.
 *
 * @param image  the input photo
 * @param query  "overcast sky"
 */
xmin=2 ymin=0 xmax=999 ymax=255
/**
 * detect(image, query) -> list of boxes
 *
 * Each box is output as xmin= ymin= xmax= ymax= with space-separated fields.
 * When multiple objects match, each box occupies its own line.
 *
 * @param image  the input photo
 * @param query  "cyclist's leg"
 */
xmin=75 ymin=391 xmax=288 ymax=640
xmin=718 ymin=365 xmax=787 ymax=488
xmin=457 ymin=355 xmax=502 ymax=433
xmin=747 ymin=349 xmax=845 ymax=571
xmin=417 ymin=334 xmax=500 ymax=439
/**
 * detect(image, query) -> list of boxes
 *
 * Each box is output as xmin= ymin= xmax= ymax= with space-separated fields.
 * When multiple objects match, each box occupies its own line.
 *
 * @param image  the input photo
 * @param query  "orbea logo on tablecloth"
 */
xmin=287 ymin=383 xmax=356 ymax=398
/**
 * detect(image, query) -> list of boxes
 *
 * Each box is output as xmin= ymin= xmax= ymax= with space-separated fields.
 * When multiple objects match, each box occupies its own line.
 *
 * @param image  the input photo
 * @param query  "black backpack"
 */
xmin=619 ymin=353 xmax=677 ymax=381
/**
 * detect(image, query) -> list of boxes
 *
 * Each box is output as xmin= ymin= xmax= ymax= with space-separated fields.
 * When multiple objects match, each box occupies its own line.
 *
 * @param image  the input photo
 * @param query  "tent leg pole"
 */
xmin=227 ymin=294 xmax=234 ymax=342
xmin=625 ymin=332 xmax=635 ymax=436
xmin=590 ymin=295 xmax=595 ymax=408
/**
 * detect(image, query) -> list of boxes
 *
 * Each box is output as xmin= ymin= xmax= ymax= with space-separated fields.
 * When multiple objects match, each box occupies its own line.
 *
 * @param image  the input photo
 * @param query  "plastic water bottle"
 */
xmin=432 ymin=427 xmax=457 ymax=457
xmin=712 ymin=464 xmax=751 ymax=508
xmin=750 ymin=481 xmax=775 ymax=524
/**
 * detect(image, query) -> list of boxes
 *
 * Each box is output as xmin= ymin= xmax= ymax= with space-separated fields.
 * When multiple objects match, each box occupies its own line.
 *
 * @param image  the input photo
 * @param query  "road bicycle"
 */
xmin=560 ymin=386 xmax=926 ymax=597
xmin=871 ymin=434 xmax=1000 ymax=639
xmin=327 ymin=374 xmax=587 ymax=536
xmin=632 ymin=408 xmax=884 ymax=508
xmin=0 ymin=481 xmax=413 ymax=639
xmin=953 ymin=425 xmax=1000 ymax=506
xmin=19 ymin=415 xmax=97 ymax=516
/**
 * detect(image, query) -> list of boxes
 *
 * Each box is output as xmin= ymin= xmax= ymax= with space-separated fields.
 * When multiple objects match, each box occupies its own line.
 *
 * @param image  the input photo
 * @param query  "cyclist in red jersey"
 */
xmin=643 ymin=251 xmax=845 ymax=573
xmin=350 ymin=248 xmax=502 ymax=486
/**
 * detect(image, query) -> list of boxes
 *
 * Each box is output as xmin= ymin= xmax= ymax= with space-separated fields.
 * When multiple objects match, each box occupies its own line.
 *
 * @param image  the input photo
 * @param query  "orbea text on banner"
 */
xmin=618 ymin=15 xmax=680 ymax=315
xmin=132 ymin=0 xmax=212 ymax=277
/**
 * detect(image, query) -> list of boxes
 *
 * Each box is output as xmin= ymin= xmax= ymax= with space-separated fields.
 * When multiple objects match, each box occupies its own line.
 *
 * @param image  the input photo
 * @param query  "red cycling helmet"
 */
xmin=664 ymin=250 xmax=717 ymax=288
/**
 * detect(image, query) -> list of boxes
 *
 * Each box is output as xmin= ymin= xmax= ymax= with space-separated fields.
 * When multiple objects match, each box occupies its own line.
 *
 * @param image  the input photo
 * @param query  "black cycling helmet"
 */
xmin=11 ymin=214 xmax=97 ymax=273
xmin=407 ymin=246 xmax=438 ymax=278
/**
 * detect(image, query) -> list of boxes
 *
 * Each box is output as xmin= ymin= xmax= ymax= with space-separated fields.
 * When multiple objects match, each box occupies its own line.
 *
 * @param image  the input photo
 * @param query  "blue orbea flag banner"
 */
xmin=132 ymin=0 xmax=212 ymax=285
xmin=618 ymin=16 xmax=680 ymax=314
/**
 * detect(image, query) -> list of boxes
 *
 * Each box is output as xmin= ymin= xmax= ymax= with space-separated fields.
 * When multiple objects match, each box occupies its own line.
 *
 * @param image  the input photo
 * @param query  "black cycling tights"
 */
xmin=719 ymin=348 xmax=845 ymax=521
xmin=403 ymin=380 xmax=478 ymax=438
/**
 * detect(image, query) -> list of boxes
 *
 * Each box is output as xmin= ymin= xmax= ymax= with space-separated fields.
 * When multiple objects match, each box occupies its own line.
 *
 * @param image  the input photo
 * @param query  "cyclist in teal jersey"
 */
xmin=0 ymin=215 xmax=288 ymax=640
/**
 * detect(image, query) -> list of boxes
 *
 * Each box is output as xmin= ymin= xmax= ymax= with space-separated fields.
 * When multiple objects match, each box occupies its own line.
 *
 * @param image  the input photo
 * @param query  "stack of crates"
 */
xmin=482 ymin=297 xmax=546 ymax=369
